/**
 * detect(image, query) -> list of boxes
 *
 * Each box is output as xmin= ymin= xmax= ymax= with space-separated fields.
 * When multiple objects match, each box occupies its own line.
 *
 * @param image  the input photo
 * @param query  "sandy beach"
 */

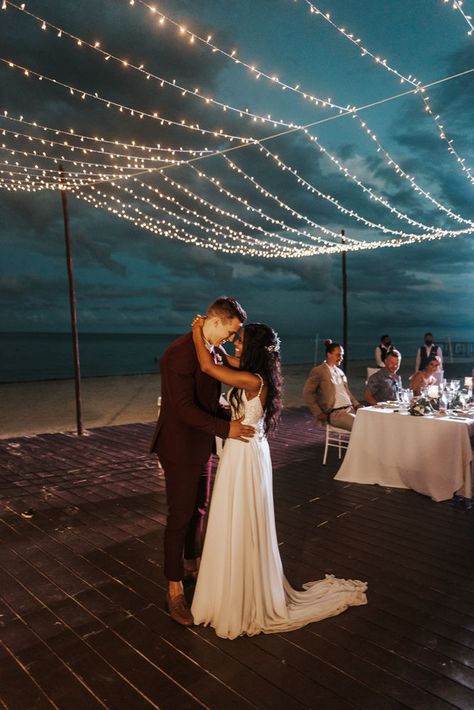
xmin=1 ymin=359 xmax=471 ymax=439
xmin=0 ymin=365 xmax=312 ymax=439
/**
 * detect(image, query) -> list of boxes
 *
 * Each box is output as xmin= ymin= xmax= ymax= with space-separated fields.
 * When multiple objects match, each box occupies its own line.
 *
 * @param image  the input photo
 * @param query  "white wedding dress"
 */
xmin=191 ymin=385 xmax=367 ymax=640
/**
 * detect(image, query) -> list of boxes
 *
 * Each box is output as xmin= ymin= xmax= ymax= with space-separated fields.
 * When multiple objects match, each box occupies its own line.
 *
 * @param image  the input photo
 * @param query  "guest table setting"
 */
xmin=335 ymin=383 xmax=474 ymax=503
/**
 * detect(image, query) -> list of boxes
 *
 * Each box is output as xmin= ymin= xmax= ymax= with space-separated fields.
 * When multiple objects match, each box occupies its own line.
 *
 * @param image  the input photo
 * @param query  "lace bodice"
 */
xmin=228 ymin=375 xmax=265 ymax=435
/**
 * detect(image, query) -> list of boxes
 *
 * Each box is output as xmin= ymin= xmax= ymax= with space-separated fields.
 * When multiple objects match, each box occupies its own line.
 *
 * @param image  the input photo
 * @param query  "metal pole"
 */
xmin=341 ymin=229 xmax=348 ymax=373
xmin=313 ymin=332 xmax=319 ymax=365
xmin=59 ymin=165 xmax=83 ymax=435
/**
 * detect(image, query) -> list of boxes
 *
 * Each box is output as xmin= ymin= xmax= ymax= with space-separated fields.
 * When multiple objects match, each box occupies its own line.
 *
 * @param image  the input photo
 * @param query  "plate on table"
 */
xmin=448 ymin=410 xmax=473 ymax=420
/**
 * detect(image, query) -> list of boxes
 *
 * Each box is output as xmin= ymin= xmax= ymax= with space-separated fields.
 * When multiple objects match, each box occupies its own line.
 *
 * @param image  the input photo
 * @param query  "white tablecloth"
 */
xmin=335 ymin=407 xmax=474 ymax=502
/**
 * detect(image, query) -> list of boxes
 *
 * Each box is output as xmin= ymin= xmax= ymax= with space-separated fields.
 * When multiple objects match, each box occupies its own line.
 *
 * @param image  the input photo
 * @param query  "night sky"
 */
xmin=1 ymin=0 xmax=473 ymax=351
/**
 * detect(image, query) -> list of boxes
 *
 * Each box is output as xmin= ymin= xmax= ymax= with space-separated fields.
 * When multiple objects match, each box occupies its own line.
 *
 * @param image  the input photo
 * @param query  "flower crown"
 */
xmin=265 ymin=335 xmax=281 ymax=353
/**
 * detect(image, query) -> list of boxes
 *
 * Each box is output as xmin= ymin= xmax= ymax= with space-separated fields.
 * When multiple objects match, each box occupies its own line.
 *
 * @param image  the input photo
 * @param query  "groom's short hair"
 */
xmin=207 ymin=296 xmax=246 ymax=323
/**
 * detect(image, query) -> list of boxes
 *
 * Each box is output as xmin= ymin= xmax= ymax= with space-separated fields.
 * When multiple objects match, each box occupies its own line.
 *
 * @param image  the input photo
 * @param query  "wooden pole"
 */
xmin=341 ymin=229 xmax=348 ymax=373
xmin=59 ymin=165 xmax=83 ymax=435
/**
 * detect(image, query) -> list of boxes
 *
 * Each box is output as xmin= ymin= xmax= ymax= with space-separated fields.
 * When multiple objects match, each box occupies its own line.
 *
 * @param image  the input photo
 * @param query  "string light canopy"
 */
xmin=0 ymin=0 xmax=473 ymax=258
xmin=70 ymin=184 xmax=474 ymax=255
xmin=2 ymin=0 xmax=473 ymax=209
xmin=128 ymin=0 xmax=474 ymax=189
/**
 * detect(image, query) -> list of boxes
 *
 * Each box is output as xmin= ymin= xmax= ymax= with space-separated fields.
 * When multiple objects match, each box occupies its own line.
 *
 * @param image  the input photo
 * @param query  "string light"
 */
xmin=2 ymin=112 xmax=339 ymax=246
xmin=134 ymin=0 xmax=349 ymax=113
xmin=2 ymin=20 xmax=470 ymax=227
xmin=0 ymin=140 xmax=156 ymax=173
xmin=3 ymin=104 xmax=471 ymax=232
xmin=72 ymin=184 xmax=474 ymax=256
xmin=350 ymin=113 xmax=474 ymax=227
xmin=0 ymin=130 xmax=200 ymax=184
xmin=113 ymin=182 xmax=309 ymax=255
xmin=2 ymin=165 xmax=472 ymax=255
xmin=131 ymin=0 xmax=474 ymax=190
xmin=226 ymin=149 xmax=425 ymax=240
xmin=4 ymin=0 xmax=302 ymax=132
xmin=0 ymin=57 xmax=259 ymax=144
xmin=133 ymin=0 xmax=474 ymax=190
xmin=298 ymin=0 xmax=474 ymax=186
xmin=0 ymin=110 xmax=213 ymax=155
xmin=0 ymin=164 xmax=128 ymax=189
xmin=0 ymin=63 xmax=415 ymax=238
xmin=2 ymin=2 xmax=473 ymax=256
xmin=0 ymin=124 xmax=205 ymax=167
xmin=137 ymin=172 xmax=341 ymax=247
xmin=157 ymin=167 xmax=342 ymax=246
xmin=296 ymin=127 xmax=463 ymax=232
xmin=0 ymin=118 xmax=466 ymax=245
xmin=73 ymin=185 xmax=336 ymax=257
xmin=0 ymin=176 xmax=92 ymax=191
xmin=0 ymin=115 xmax=356 ymax=244
xmin=442 ymin=0 xmax=474 ymax=37
xmin=23 ymin=140 xmax=344 ymax=248
xmin=0 ymin=87 xmax=469 ymax=245
xmin=0 ymin=159 xmax=137 ymax=184
xmin=200 ymin=157 xmax=354 ymax=243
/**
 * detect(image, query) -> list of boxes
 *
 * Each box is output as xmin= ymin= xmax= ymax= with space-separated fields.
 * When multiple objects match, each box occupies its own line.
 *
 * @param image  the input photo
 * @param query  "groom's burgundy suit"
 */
xmin=150 ymin=332 xmax=230 ymax=581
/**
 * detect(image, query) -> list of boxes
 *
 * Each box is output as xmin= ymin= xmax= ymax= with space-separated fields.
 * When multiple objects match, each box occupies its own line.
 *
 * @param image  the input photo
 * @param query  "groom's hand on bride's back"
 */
xmin=228 ymin=417 xmax=255 ymax=442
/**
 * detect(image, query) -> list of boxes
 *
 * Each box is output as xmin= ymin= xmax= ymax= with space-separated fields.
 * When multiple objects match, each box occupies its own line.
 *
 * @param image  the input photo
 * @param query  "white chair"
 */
xmin=323 ymin=423 xmax=351 ymax=465
xmin=366 ymin=367 xmax=379 ymax=384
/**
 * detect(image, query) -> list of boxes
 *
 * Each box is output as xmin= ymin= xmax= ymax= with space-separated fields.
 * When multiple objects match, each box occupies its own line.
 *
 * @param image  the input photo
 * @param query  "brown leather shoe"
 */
xmin=166 ymin=593 xmax=194 ymax=626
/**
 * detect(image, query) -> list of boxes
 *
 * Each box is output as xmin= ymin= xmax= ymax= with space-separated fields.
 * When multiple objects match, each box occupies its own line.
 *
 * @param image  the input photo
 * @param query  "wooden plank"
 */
xmin=1 ymin=411 xmax=474 ymax=710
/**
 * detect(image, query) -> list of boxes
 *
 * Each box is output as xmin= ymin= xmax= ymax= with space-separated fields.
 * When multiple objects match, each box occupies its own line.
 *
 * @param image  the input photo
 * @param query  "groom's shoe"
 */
xmin=166 ymin=592 xmax=194 ymax=626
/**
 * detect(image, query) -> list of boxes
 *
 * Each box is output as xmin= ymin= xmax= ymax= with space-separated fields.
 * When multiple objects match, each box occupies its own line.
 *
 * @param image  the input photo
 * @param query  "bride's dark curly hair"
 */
xmin=229 ymin=323 xmax=283 ymax=435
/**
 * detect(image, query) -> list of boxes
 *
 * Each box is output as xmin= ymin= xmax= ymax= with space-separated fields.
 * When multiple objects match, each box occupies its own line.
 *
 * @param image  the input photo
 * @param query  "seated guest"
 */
xmin=303 ymin=340 xmax=361 ymax=431
xmin=375 ymin=334 xmax=394 ymax=367
xmin=415 ymin=332 xmax=443 ymax=371
xmin=410 ymin=355 xmax=441 ymax=396
xmin=364 ymin=349 xmax=402 ymax=404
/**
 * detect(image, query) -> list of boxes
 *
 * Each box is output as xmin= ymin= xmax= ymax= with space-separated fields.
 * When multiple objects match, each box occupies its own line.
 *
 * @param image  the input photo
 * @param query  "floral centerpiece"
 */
xmin=409 ymin=396 xmax=434 ymax=417
xmin=450 ymin=390 xmax=468 ymax=409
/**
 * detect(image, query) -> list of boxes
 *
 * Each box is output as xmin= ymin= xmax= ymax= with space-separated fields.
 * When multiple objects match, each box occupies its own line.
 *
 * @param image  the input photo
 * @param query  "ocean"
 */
xmin=0 ymin=332 xmax=321 ymax=383
xmin=0 ymin=331 xmax=449 ymax=383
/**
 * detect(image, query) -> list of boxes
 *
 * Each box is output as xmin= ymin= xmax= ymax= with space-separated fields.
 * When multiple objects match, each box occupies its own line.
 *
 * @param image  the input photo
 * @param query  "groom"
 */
xmin=150 ymin=296 xmax=255 ymax=626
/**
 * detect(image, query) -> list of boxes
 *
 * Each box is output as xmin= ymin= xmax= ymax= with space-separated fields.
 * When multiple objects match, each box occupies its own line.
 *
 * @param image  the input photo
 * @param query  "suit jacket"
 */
xmin=150 ymin=332 xmax=230 ymax=464
xmin=303 ymin=362 xmax=359 ymax=420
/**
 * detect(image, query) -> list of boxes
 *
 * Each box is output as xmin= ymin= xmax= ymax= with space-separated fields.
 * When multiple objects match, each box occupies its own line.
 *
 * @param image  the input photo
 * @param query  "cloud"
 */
xmin=1 ymin=0 xmax=474 ymax=346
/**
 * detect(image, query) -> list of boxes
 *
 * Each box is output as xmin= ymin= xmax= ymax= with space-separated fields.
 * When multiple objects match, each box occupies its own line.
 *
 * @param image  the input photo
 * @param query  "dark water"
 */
xmin=2 ymin=332 xmax=465 ymax=383
xmin=0 ymin=332 xmax=322 ymax=383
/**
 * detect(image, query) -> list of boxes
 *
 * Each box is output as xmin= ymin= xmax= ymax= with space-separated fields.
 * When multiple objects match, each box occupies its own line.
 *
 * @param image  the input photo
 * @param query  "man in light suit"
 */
xmin=303 ymin=340 xmax=361 ymax=431
xmin=151 ymin=296 xmax=255 ymax=626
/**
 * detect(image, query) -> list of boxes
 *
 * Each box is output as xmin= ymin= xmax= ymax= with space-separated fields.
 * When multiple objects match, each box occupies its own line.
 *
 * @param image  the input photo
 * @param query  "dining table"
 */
xmin=334 ymin=404 xmax=474 ymax=502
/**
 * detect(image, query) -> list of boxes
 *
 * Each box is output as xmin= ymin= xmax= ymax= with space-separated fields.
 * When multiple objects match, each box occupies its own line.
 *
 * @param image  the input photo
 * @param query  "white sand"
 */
xmin=0 ymin=360 xmax=420 ymax=439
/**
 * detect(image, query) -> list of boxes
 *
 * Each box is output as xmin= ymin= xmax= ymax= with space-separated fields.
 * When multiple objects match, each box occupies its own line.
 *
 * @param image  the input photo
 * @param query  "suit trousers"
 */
xmin=160 ymin=455 xmax=212 ymax=582
xmin=328 ymin=407 xmax=356 ymax=431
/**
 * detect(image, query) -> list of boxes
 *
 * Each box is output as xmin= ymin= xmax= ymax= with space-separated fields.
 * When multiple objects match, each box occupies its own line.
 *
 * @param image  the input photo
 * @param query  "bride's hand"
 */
xmin=191 ymin=315 xmax=205 ymax=330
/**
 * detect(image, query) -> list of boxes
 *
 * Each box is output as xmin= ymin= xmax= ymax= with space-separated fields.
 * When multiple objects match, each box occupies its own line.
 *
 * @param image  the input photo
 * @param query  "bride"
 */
xmin=191 ymin=318 xmax=367 ymax=639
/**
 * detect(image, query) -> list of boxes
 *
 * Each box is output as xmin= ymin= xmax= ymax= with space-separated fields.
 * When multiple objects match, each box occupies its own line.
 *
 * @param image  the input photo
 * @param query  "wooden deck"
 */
xmin=0 ymin=408 xmax=473 ymax=709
